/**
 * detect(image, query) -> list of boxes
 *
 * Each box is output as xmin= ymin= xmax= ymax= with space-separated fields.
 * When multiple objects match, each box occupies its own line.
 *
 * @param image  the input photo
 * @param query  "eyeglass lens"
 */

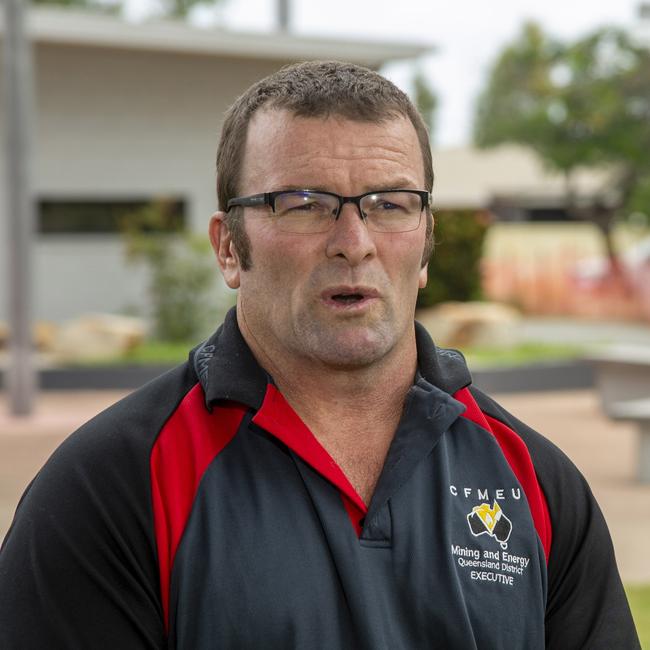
xmin=273 ymin=191 xmax=423 ymax=234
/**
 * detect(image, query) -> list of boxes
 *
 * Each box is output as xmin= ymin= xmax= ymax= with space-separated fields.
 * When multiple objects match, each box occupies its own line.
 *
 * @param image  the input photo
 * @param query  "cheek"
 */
xmin=241 ymin=238 xmax=314 ymax=302
xmin=384 ymin=236 xmax=427 ymax=288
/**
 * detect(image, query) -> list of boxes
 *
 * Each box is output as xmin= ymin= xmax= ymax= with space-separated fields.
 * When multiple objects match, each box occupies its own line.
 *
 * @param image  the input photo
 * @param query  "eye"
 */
xmin=275 ymin=192 xmax=335 ymax=216
xmin=365 ymin=194 xmax=409 ymax=212
xmin=364 ymin=192 xmax=421 ymax=215
xmin=288 ymin=200 xmax=324 ymax=212
xmin=377 ymin=200 xmax=402 ymax=210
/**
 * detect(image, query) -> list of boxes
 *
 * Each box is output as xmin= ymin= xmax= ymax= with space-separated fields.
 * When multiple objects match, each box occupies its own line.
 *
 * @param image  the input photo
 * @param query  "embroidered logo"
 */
xmin=194 ymin=342 xmax=216 ymax=384
xmin=467 ymin=501 xmax=512 ymax=549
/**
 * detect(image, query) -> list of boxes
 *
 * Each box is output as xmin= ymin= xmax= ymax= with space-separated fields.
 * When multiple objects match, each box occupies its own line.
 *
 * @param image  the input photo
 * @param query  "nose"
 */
xmin=325 ymin=202 xmax=377 ymax=266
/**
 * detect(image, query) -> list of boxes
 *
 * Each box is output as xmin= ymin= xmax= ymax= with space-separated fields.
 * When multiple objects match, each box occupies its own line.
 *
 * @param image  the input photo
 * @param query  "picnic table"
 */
xmin=608 ymin=398 xmax=650 ymax=483
xmin=585 ymin=345 xmax=650 ymax=416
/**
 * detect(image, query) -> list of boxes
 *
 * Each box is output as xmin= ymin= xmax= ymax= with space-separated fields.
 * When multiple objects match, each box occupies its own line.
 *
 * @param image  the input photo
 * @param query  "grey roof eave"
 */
xmin=0 ymin=7 xmax=433 ymax=67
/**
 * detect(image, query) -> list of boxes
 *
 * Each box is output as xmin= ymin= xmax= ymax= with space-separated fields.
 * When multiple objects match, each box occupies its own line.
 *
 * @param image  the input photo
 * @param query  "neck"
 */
xmin=237 ymin=303 xmax=418 ymax=436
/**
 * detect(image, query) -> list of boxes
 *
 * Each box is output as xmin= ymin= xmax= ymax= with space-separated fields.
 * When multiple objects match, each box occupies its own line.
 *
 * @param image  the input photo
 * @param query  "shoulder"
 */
xmin=0 ymin=362 xmax=200 ymax=648
xmin=5 ymin=361 xmax=199 ymax=545
xmin=468 ymin=386 xmax=639 ymax=649
xmin=49 ymin=362 xmax=197 ymax=469
xmin=468 ymin=385 xmax=605 ymax=551
xmin=467 ymin=386 xmax=586 ymax=496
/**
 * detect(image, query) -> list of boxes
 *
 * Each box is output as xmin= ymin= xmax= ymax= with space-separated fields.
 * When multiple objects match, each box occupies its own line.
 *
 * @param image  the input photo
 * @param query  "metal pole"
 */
xmin=277 ymin=0 xmax=290 ymax=31
xmin=3 ymin=0 xmax=36 ymax=415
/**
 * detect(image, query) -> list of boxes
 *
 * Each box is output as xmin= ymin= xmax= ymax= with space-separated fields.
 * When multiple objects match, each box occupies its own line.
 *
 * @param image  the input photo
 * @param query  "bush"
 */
xmin=417 ymin=209 xmax=490 ymax=308
xmin=122 ymin=202 xmax=230 ymax=342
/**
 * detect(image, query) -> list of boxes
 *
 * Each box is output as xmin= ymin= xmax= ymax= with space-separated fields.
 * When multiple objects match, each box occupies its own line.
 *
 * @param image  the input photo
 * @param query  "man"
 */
xmin=0 ymin=61 xmax=639 ymax=649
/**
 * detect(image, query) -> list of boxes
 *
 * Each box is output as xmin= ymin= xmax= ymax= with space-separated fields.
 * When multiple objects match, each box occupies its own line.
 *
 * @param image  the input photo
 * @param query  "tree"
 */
xmin=413 ymin=68 xmax=437 ymax=141
xmin=417 ymin=210 xmax=489 ymax=308
xmin=32 ymin=0 xmax=226 ymax=19
xmin=151 ymin=0 xmax=225 ymax=19
xmin=32 ymin=0 xmax=122 ymax=11
xmin=474 ymin=22 xmax=650 ymax=262
xmin=122 ymin=201 xmax=228 ymax=342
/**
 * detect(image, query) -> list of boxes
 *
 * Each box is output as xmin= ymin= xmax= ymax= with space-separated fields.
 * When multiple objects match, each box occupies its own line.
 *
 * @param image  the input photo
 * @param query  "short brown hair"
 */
xmin=216 ymin=60 xmax=434 ymax=269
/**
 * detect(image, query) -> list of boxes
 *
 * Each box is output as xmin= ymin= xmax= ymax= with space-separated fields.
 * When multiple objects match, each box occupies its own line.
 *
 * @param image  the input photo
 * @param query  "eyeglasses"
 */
xmin=226 ymin=189 xmax=431 ymax=234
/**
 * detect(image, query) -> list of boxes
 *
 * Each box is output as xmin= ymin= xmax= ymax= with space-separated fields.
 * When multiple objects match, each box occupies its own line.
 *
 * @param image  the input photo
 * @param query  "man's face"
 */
xmin=213 ymin=109 xmax=429 ymax=370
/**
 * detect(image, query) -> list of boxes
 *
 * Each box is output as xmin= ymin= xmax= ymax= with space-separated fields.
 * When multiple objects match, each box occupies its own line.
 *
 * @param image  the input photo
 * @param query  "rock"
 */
xmin=51 ymin=314 xmax=148 ymax=363
xmin=417 ymin=301 xmax=522 ymax=349
xmin=34 ymin=321 xmax=59 ymax=351
xmin=0 ymin=321 xmax=56 ymax=350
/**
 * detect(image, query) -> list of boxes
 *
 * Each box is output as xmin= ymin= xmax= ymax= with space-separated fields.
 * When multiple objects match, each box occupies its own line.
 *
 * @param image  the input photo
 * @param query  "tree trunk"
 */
xmin=563 ymin=169 xmax=633 ymax=294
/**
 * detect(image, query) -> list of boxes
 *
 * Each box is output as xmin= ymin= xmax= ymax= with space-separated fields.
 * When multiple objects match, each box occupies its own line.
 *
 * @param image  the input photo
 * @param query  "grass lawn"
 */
xmin=70 ymin=340 xmax=192 ymax=366
xmin=73 ymin=340 xmax=586 ymax=369
xmin=627 ymin=585 xmax=650 ymax=648
xmin=459 ymin=342 xmax=585 ymax=368
xmin=120 ymin=340 xmax=192 ymax=364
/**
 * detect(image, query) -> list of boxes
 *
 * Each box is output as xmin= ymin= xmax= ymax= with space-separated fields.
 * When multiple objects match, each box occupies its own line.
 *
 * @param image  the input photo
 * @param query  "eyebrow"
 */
xmin=272 ymin=180 xmax=420 ymax=194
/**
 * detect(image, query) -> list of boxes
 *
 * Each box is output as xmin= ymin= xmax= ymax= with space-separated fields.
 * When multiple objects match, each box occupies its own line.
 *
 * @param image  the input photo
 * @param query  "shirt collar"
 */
xmin=192 ymin=306 xmax=473 ymax=411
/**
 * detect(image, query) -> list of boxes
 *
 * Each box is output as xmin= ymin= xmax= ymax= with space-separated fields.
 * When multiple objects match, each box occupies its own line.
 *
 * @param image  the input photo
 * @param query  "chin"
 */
xmin=308 ymin=330 xmax=394 ymax=369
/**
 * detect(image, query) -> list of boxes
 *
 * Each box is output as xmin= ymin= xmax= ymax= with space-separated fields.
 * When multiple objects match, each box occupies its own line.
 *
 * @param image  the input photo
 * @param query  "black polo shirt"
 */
xmin=0 ymin=309 xmax=640 ymax=649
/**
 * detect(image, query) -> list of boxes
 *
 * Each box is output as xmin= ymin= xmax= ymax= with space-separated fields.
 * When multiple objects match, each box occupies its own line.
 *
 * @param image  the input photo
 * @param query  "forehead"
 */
xmin=239 ymin=108 xmax=424 ymax=191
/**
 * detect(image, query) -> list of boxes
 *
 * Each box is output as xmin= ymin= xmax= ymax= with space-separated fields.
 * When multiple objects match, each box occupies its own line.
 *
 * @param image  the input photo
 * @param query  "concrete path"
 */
xmin=1 ymin=388 xmax=649 ymax=584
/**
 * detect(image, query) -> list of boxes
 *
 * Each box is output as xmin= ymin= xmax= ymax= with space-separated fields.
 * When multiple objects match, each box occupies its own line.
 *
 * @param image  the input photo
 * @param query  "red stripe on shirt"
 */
xmin=454 ymin=387 xmax=553 ymax=562
xmin=150 ymin=384 xmax=246 ymax=632
xmin=252 ymin=384 xmax=368 ymax=531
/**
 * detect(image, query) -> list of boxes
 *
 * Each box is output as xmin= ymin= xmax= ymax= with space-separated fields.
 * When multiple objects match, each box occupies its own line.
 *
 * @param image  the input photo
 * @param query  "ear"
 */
xmin=209 ymin=212 xmax=241 ymax=289
xmin=418 ymin=262 xmax=428 ymax=289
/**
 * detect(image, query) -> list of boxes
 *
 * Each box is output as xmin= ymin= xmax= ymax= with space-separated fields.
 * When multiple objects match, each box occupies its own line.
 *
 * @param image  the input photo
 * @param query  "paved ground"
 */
xmin=1 ymin=388 xmax=649 ymax=584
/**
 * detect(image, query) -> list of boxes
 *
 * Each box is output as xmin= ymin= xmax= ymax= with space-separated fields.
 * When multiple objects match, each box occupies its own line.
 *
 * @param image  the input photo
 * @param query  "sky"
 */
xmin=127 ymin=0 xmax=647 ymax=148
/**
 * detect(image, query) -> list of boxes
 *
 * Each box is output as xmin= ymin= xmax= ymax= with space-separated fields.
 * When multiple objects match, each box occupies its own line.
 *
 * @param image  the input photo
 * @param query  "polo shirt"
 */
xmin=0 ymin=308 xmax=640 ymax=649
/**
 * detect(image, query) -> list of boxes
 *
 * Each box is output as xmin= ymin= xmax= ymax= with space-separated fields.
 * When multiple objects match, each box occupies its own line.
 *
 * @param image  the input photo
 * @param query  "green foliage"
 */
xmin=473 ymin=22 xmax=650 ymax=224
xmin=32 ymin=0 xmax=224 ymax=19
xmin=417 ymin=210 xmax=489 ymax=308
xmin=32 ymin=0 xmax=121 ymax=11
xmin=628 ymin=175 xmax=650 ymax=218
xmin=123 ymin=201 xmax=227 ymax=343
xmin=474 ymin=23 xmax=562 ymax=163
xmin=413 ymin=69 xmax=437 ymax=140
xmin=157 ymin=0 xmax=217 ymax=18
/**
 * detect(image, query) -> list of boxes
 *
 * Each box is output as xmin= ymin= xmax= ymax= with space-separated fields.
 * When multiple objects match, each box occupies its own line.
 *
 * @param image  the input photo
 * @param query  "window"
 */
xmin=526 ymin=207 xmax=570 ymax=222
xmin=38 ymin=198 xmax=187 ymax=234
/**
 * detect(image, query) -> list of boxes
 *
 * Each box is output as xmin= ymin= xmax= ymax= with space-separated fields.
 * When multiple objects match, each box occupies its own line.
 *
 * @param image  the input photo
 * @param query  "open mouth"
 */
xmin=332 ymin=293 xmax=365 ymax=304
xmin=322 ymin=286 xmax=379 ymax=308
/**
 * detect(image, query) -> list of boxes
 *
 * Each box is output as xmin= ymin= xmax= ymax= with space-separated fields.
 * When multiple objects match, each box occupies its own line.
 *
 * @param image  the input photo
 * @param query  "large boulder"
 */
xmin=51 ymin=314 xmax=148 ymax=363
xmin=0 ymin=321 xmax=57 ymax=351
xmin=34 ymin=321 xmax=59 ymax=351
xmin=417 ymin=301 xmax=521 ymax=349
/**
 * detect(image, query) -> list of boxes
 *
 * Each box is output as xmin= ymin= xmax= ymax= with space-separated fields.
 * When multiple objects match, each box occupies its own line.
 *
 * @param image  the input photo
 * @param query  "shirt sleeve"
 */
xmin=0 ymin=408 xmax=166 ymax=649
xmin=539 ymin=449 xmax=640 ymax=650
xmin=470 ymin=387 xmax=641 ymax=650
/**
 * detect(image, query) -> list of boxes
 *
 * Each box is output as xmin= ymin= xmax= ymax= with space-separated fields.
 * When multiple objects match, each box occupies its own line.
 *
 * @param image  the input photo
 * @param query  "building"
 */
xmin=431 ymin=144 xmax=618 ymax=219
xmin=430 ymin=145 xmax=650 ymax=320
xmin=0 ymin=7 xmax=430 ymax=323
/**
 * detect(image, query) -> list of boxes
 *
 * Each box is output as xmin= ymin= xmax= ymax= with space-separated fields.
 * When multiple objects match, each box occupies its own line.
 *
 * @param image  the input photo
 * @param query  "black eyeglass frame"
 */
xmin=225 ymin=189 xmax=432 ymax=218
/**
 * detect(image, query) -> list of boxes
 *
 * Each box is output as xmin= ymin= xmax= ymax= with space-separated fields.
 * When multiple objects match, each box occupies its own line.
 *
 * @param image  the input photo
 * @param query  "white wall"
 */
xmin=33 ymin=236 xmax=149 ymax=321
xmin=0 ymin=43 xmax=286 ymax=323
